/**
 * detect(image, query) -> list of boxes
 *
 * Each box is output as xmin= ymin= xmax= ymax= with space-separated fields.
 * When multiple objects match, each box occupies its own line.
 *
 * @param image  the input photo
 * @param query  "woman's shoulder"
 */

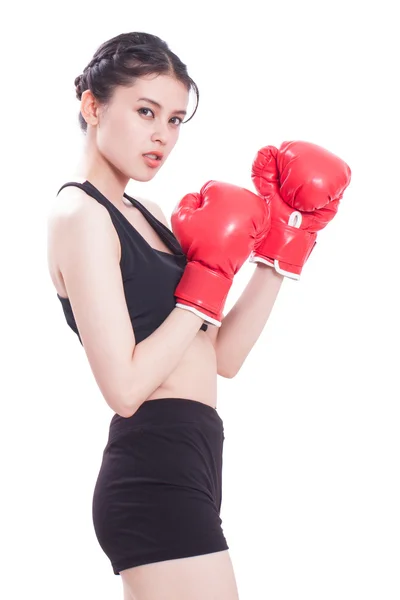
xmin=47 ymin=179 xmax=111 ymax=248
xmin=49 ymin=178 xmax=102 ymax=219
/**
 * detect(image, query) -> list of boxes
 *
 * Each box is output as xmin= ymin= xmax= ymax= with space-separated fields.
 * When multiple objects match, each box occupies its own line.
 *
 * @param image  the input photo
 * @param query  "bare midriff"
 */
xmin=143 ymin=331 xmax=218 ymax=409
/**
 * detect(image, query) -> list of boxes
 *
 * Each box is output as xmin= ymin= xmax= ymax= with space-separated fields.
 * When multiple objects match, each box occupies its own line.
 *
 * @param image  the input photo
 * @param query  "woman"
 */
xmin=46 ymin=31 xmax=278 ymax=600
xmin=47 ymin=31 xmax=350 ymax=599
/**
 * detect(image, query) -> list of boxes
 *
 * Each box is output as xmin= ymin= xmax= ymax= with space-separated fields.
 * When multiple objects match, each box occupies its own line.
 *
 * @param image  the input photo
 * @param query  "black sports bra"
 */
xmin=55 ymin=180 xmax=208 ymax=345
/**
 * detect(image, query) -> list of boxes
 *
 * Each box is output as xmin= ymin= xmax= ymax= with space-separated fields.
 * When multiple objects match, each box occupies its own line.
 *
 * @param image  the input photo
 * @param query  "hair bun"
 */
xmin=74 ymin=75 xmax=83 ymax=100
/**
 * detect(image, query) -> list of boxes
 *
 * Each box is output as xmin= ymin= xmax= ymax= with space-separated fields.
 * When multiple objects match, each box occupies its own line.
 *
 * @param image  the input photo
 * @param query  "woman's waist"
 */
xmin=147 ymin=336 xmax=218 ymax=406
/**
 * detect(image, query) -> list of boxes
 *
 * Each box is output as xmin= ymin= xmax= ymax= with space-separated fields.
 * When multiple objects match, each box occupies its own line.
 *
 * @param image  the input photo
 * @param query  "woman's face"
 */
xmin=87 ymin=73 xmax=190 ymax=182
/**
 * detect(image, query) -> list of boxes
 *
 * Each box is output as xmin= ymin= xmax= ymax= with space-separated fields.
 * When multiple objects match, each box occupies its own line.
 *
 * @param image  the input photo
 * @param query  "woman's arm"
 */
xmin=150 ymin=200 xmax=283 ymax=379
xmin=53 ymin=198 xmax=205 ymax=419
xmin=214 ymin=264 xmax=284 ymax=378
xmin=122 ymin=307 xmax=206 ymax=413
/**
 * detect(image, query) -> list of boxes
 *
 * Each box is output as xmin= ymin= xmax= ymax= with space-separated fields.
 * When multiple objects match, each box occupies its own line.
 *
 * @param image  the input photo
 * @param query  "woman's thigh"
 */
xmin=120 ymin=549 xmax=240 ymax=600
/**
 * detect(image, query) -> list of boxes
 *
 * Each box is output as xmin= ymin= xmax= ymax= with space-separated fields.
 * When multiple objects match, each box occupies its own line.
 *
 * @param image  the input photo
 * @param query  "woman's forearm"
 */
xmin=215 ymin=264 xmax=284 ymax=378
xmin=122 ymin=308 xmax=204 ymax=416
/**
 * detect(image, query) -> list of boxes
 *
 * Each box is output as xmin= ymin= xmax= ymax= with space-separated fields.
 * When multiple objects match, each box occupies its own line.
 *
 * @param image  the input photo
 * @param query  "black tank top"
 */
xmin=55 ymin=180 xmax=208 ymax=345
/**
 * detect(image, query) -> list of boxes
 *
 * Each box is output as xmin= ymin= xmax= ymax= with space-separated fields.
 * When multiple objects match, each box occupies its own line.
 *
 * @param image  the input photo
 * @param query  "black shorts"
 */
xmin=92 ymin=397 xmax=229 ymax=575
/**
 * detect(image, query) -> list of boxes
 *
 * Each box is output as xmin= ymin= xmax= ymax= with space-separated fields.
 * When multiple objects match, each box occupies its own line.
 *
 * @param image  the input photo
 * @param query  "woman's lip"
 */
xmin=142 ymin=155 xmax=162 ymax=168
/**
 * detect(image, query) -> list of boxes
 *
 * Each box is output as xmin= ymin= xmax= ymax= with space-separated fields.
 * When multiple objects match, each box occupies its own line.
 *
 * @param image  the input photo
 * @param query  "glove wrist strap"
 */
xmin=174 ymin=261 xmax=231 ymax=325
xmin=253 ymin=222 xmax=317 ymax=267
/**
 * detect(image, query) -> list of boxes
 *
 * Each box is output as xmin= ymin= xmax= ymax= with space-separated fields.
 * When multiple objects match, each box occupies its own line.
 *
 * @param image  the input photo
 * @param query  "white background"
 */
xmin=2 ymin=0 xmax=399 ymax=598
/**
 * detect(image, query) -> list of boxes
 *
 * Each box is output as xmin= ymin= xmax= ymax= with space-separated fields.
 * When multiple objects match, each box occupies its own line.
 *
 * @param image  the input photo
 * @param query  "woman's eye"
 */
xmin=138 ymin=107 xmax=154 ymax=117
xmin=137 ymin=108 xmax=182 ymax=126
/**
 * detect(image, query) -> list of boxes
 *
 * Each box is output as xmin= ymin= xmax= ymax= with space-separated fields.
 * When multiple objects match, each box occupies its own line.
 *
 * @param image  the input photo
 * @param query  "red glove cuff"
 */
xmin=174 ymin=261 xmax=232 ymax=325
xmin=251 ymin=222 xmax=317 ymax=275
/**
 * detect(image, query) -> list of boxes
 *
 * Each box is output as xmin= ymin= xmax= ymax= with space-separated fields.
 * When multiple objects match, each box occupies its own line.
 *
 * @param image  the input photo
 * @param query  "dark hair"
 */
xmin=74 ymin=32 xmax=199 ymax=133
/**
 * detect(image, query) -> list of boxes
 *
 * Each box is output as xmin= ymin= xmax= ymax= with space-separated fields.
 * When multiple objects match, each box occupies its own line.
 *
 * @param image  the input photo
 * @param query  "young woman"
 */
xmin=46 ymin=31 xmax=278 ymax=600
xmin=46 ymin=31 xmax=350 ymax=600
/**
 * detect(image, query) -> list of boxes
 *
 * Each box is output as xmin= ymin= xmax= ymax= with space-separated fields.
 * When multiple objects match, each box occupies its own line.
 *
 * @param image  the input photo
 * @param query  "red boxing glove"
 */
xmin=250 ymin=141 xmax=352 ymax=279
xmin=171 ymin=180 xmax=270 ymax=326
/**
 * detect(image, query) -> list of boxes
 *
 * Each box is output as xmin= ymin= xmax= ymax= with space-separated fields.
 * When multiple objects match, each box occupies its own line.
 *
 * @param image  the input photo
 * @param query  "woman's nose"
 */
xmin=151 ymin=122 xmax=169 ymax=145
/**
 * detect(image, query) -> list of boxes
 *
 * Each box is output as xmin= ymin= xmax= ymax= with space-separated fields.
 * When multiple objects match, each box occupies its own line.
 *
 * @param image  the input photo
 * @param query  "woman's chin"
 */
xmin=130 ymin=168 xmax=160 ymax=182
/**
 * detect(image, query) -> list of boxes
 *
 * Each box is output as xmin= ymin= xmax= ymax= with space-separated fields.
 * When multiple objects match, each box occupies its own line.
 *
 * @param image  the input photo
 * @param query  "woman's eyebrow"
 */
xmin=137 ymin=97 xmax=187 ymax=116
